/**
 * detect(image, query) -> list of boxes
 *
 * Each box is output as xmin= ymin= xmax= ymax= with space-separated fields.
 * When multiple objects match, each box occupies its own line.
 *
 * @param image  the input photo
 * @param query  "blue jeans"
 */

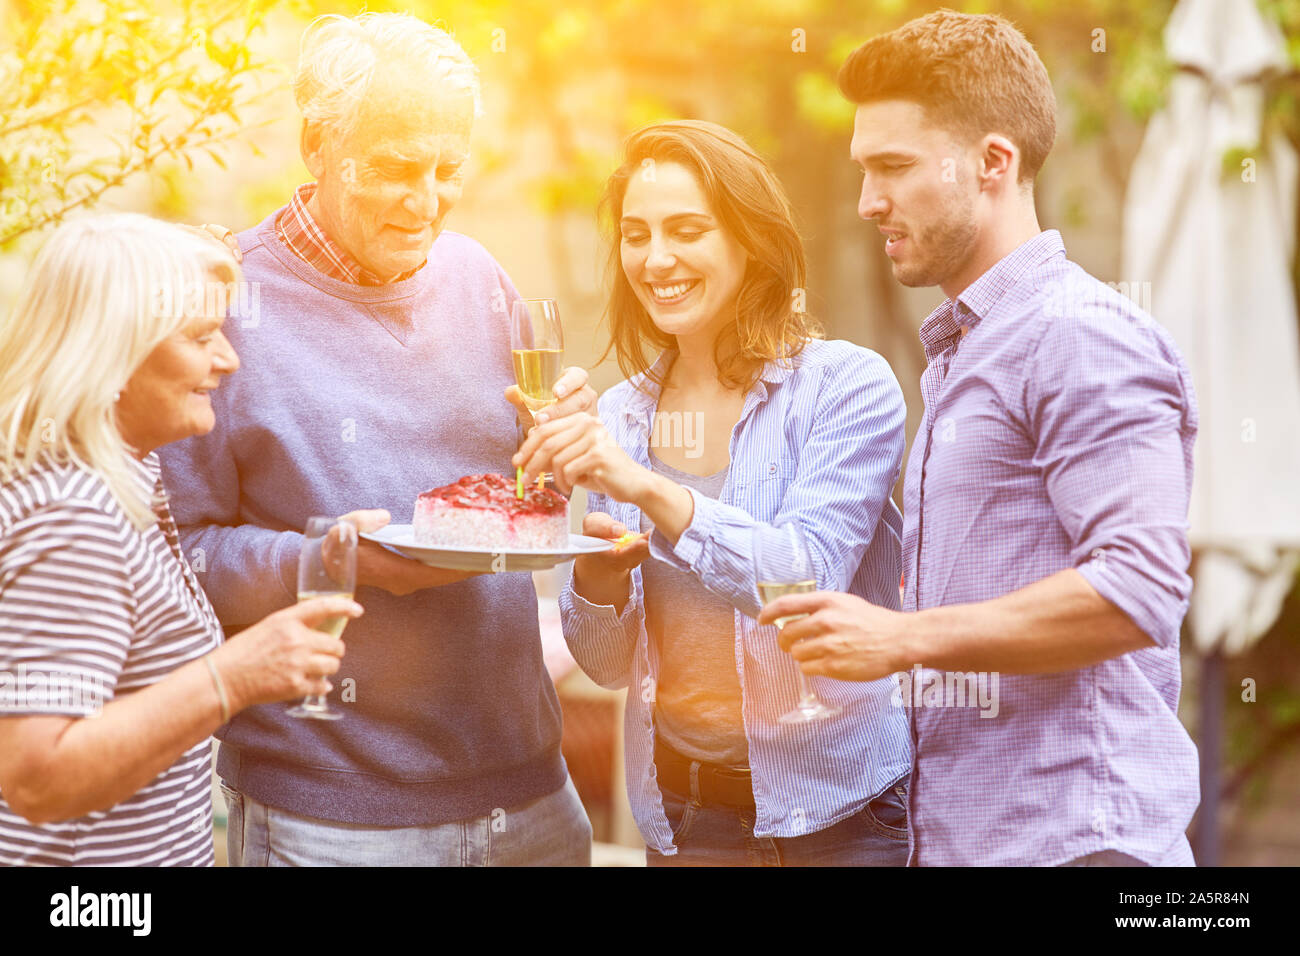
xmin=220 ymin=777 xmax=592 ymax=866
xmin=646 ymin=774 xmax=910 ymax=867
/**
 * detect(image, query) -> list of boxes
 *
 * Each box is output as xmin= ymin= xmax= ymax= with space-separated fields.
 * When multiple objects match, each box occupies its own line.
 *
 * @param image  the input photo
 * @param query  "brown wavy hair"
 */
xmin=599 ymin=120 xmax=820 ymax=393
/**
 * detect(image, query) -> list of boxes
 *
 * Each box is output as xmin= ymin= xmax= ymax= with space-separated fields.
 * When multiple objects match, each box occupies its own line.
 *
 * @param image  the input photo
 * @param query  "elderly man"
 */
xmin=761 ymin=11 xmax=1200 ymax=866
xmin=160 ymin=13 xmax=594 ymax=865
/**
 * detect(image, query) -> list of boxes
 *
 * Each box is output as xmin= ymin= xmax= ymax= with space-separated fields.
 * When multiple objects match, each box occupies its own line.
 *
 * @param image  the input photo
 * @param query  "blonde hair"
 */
xmin=295 ymin=12 xmax=481 ymax=141
xmin=0 ymin=214 xmax=240 ymax=528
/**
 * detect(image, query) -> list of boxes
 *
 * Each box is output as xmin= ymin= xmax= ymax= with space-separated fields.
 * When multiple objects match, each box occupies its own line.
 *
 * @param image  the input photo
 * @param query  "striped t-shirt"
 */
xmin=0 ymin=451 xmax=221 ymax=866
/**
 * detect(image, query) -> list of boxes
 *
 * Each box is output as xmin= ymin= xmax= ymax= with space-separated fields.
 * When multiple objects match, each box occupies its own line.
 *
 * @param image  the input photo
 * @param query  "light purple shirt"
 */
xmin=901 ymin=230 xmax=1200 ymax=866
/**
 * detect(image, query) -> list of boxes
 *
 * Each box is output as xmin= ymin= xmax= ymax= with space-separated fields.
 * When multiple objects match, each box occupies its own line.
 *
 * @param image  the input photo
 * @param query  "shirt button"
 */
xmin=768 ymin=462 xmax=777 ymax=475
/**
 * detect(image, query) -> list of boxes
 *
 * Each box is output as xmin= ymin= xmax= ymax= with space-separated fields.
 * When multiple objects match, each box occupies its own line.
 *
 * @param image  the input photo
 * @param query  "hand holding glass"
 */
xmin=288 ymin=516 xmax=357 ymax=721
xmin=755 ymin=521 xmax=842 ymax=724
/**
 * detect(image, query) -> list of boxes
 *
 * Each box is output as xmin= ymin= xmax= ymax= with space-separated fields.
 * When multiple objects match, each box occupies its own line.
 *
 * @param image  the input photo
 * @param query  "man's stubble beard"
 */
xmin=893 ymin=194 xmax=979 ymax=290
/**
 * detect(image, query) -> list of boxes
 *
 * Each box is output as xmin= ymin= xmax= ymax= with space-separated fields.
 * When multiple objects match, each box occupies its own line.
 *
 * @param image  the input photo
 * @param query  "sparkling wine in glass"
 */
xmin=510 ymin=298 xmax=564 ymax=412
xmin=511 ymin=298 xmax=563 ymax=489
xmin=755 ymin=521 xmax=842 ymax=724
xmin=288 ymin=516 xmax=357 ymax=721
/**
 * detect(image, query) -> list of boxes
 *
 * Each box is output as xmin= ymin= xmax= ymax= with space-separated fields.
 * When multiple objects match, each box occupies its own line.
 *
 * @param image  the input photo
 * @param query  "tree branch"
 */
xmin=0 ymin=89 xmax=277 ymax=245
xmin=0 ymin=2 xmax=249 ymax=137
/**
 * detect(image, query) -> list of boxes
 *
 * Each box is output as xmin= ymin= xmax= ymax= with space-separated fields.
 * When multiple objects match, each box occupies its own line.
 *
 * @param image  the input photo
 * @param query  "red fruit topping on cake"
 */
xmin=414 ymin=473 xmax=568 ymax=549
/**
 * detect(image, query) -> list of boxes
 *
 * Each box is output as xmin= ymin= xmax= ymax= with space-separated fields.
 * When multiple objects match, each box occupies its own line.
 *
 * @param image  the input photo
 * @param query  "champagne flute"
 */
xmin=755 ymin=521 xmax=842 ymax=724
xmin=287 ymin=516 xmax=357 ymax=721
xmin=511 ymin=298 xmax=564 ymax=492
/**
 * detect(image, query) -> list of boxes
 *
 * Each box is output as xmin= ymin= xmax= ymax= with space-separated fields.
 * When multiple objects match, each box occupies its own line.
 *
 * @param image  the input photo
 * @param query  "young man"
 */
xmin=761 ymin=11 xmax=1200 ymax=866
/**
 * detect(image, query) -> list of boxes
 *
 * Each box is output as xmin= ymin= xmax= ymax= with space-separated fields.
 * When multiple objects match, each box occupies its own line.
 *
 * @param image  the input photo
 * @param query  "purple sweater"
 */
xmin=158 ymin=211 xmax=566 ymax=826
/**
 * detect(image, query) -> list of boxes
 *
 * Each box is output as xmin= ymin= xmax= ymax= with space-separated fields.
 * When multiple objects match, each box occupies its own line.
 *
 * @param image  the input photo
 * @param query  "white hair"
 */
xmin=0 ymin=214 xmax=240 ymax=529
xmin=294 ymin=13 xmax=482 ymax=140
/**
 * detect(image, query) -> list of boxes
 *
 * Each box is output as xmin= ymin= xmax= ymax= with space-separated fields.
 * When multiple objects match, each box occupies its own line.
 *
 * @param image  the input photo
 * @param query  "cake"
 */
xmin=413 ymin=473 xmax=569 ymax=550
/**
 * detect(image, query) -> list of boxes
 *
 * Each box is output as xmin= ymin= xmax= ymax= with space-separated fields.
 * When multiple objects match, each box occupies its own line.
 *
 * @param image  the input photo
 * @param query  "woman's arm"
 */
xmin=1 ymin=657 xmax=226 ymax=824
xmin=558 ymin=486 xmax=649 ymax=689
xmin=539 ymin=383 xmax=651 ymax=690
xmin=518 ymin=348 xmax=907 ymax=619
xmin=0 ymin=501 xmax=358 ymax=823
xmin=0 ymin=595 xmax=356 ymax=824
xmin=663 ymin=350 xmax=905 ymax=617
xmin=571 ymin=511 xmax=649 ymax=613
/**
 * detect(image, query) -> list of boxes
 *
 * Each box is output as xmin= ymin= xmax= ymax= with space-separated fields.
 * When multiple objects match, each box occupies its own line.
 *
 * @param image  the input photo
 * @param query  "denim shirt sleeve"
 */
xmin=556 ymin=432 xmax=645 ymax=689
xmin=1026 ymin=312 xmax=1195 ymax=649
xmin=649 ymin=349 xmax=907 ymax=619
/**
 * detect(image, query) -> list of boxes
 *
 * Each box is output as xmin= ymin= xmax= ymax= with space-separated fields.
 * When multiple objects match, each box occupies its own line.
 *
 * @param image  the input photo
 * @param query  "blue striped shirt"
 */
xmin=559 ymin=338 xmax=912 ymax=854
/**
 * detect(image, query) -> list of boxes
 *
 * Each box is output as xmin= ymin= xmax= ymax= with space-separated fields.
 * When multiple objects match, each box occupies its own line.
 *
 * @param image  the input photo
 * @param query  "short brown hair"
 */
xmin=599 ymin=120 xmax=820 ymax=393
xmin=838 ymin=11 xmax=1057 ymax=183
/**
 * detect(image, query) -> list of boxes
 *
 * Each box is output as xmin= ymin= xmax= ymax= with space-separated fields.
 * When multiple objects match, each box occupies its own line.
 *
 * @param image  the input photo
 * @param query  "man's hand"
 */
xmin=178 ymin=223 xmax=243 ymax=263
xmin=504 ymin=365 xmax=596 ymax=433
xmin=338 ymin=508 xmax=480 ymax=596
xmin=758 ymin=591 xmax=910 ymax=682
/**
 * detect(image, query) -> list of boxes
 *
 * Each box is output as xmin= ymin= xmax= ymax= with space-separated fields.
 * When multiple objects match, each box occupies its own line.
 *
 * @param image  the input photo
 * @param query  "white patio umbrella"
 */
xmin=1121 ymin=0 xmax=1300 ymax=865
xmin=1123 ymin=0 xmax=1300 ymax=655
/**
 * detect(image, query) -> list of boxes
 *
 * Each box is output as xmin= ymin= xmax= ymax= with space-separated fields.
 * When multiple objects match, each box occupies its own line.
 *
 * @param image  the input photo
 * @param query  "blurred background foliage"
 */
xmin=9 ymin=1 xmax=1299 ymax=246
xmin=5 ymin=1 xmax=1297 ymax=293
xmin=2 ymin=0 xmax=1299 ymax=861
xmin=0 ymin=0 xmax=283 ymax=245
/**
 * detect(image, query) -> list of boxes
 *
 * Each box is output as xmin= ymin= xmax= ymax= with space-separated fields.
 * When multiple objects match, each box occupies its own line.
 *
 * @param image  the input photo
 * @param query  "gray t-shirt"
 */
xmin=641 ymin=452 xmax=748 ymax=766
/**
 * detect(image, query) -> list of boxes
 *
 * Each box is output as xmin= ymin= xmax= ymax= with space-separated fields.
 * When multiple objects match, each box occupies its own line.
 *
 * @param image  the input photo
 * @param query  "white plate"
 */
xmin=360 ymin=525 xmax=613 ymax=572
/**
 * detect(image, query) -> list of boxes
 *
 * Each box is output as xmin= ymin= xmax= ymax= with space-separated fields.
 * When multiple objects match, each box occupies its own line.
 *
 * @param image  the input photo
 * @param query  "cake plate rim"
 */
xmin=359 ymin=525 xmax=615 ymax=572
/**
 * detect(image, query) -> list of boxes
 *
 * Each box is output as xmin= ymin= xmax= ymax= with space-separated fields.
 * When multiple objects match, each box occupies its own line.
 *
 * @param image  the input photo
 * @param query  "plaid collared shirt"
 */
xmin=900 ymin=229 xmax=1200 ymax=866
xmin=274 ymin=182 xmax=422 ymax=285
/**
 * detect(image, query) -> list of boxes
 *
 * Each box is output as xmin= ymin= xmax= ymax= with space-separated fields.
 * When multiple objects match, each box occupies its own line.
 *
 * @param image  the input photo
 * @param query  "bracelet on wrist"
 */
xmin=203 ymin=655 xmax=231 ymax=724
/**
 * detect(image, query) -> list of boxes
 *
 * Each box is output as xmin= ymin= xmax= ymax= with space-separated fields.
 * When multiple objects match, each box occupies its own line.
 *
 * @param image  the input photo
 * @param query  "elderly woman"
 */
xmin=0 ymin=214 xmax=361 ymax=866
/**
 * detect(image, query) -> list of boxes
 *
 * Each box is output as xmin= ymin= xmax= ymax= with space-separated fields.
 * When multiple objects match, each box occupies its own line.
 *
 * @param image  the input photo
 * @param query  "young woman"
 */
xmin=515 ymin=121 xmax=911 ymax=865
xmin=0 ymin=214 xmax=360 ymax=865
